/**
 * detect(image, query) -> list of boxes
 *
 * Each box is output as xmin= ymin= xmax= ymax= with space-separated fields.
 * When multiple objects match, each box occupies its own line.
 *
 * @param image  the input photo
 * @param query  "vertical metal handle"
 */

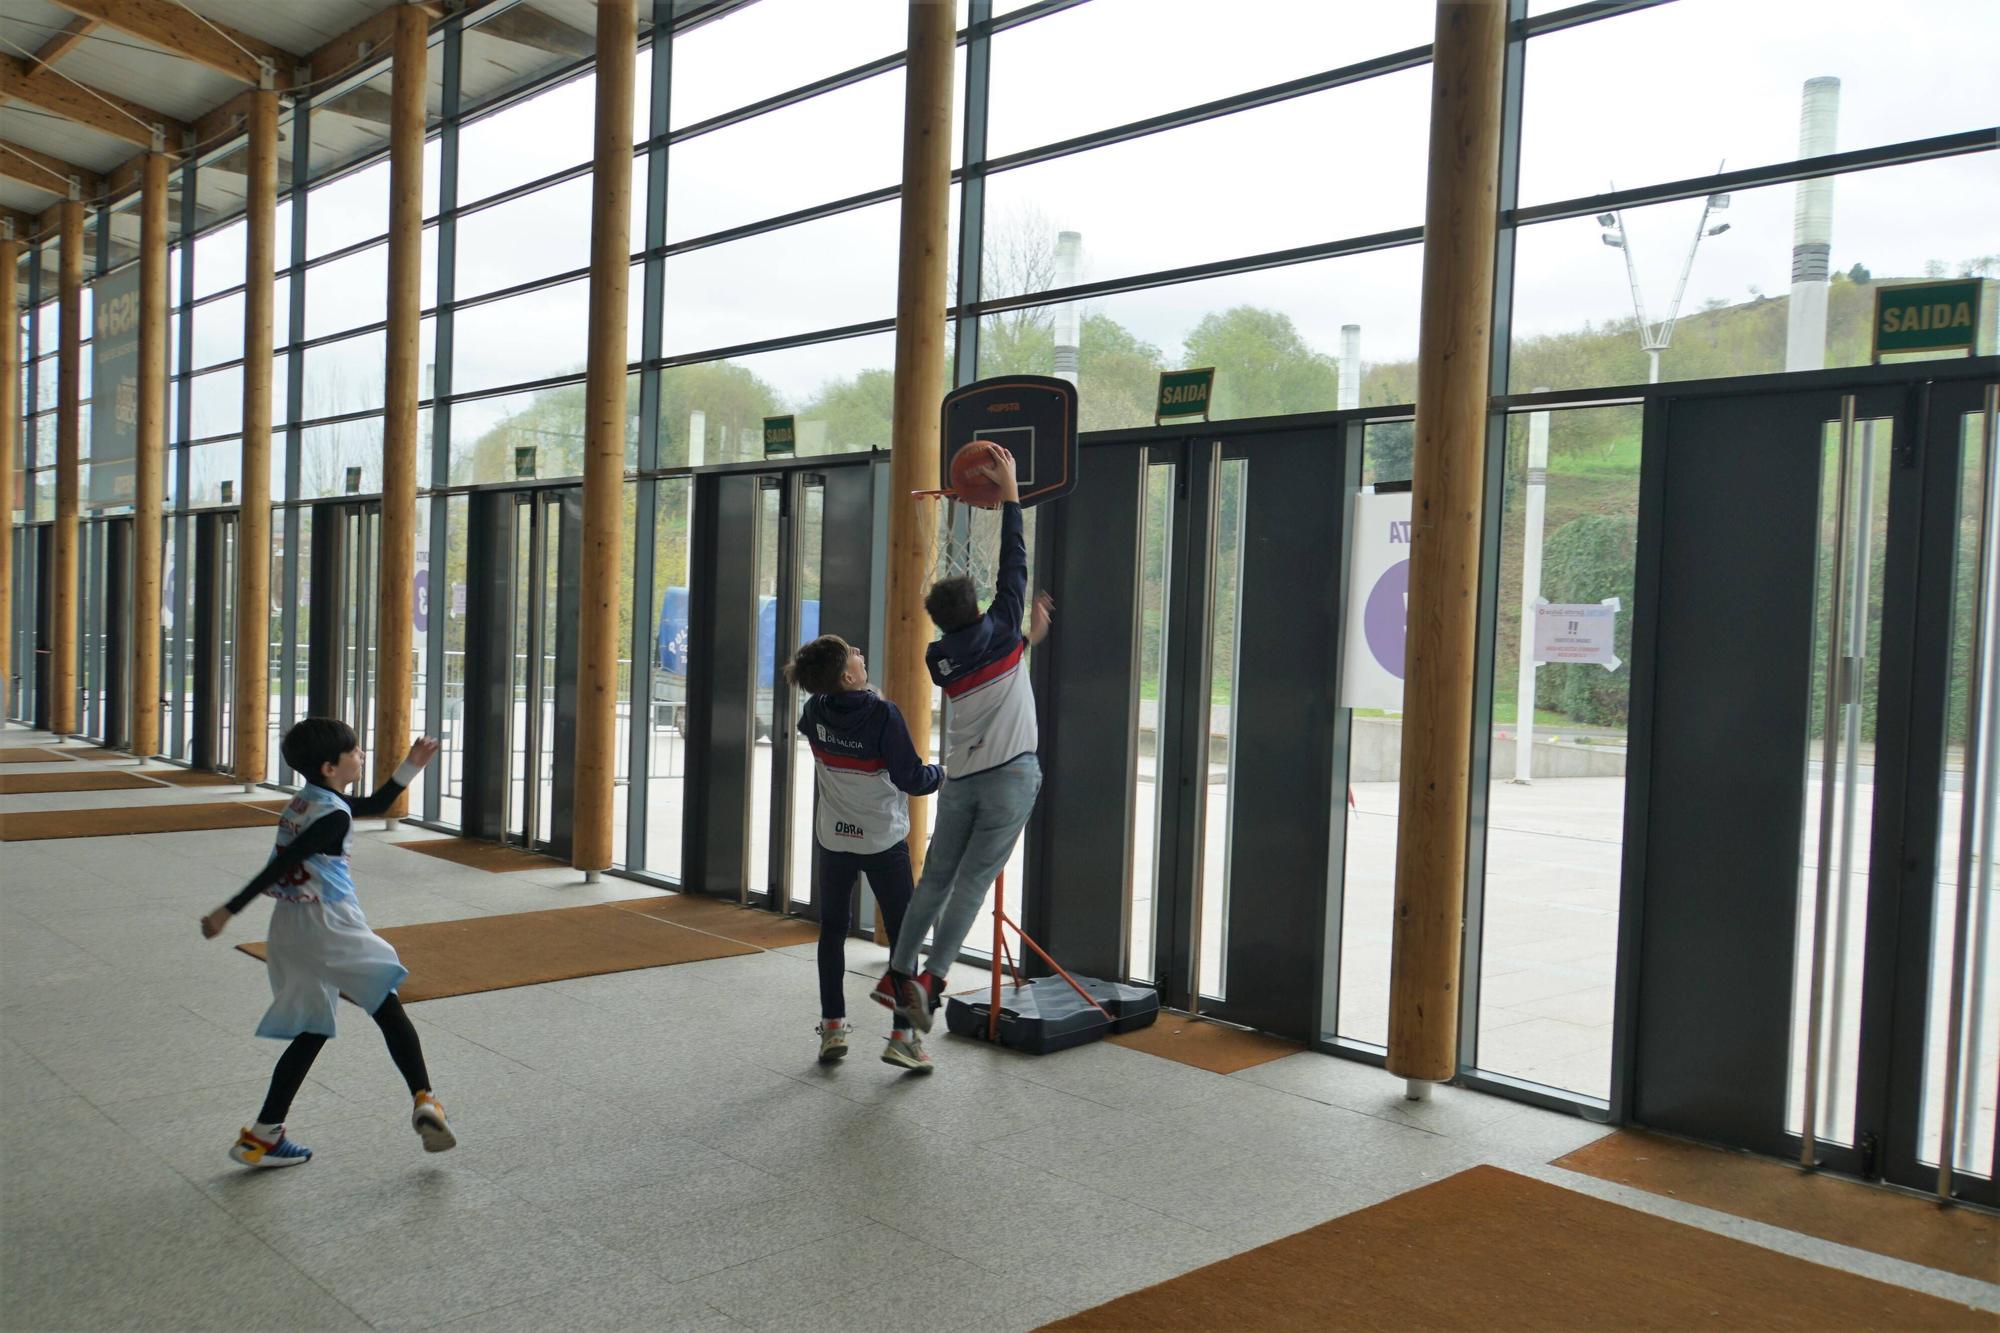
xmin=1939 ymin=383 xmax=2000 ymax=1200
xmin=1801 ymin=394 xmax=1857 ymax=1168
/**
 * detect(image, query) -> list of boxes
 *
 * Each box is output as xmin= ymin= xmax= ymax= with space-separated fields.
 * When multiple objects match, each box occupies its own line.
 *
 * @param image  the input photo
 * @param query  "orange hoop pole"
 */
xmin=989 ymin=871 xmax=1006 ymax=1039
xmin=998 ymin=910 xmax=1113 ymax=1019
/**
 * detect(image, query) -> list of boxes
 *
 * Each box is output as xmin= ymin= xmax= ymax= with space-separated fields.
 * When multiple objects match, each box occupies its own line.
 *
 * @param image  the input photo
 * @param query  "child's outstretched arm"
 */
xmin=200 ymin=816 xmax=345 ymax=938
xmin=983 ymin=453 xmax=1029 ymax=637
xmin=881 ymin=701 xmax=943 ymax=797
xmin=345 ymin=737 xmax=441 ymax=817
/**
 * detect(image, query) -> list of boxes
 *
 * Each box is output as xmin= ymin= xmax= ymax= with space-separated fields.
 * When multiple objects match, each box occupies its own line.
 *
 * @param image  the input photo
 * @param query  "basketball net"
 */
xmin=914 ymin=490 xmax=1001 ymax=592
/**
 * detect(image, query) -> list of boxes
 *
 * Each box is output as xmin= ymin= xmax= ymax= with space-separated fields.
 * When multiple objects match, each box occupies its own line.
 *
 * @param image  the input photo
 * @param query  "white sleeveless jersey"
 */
xmin=265 ymin=783 xmax=359 ymax=905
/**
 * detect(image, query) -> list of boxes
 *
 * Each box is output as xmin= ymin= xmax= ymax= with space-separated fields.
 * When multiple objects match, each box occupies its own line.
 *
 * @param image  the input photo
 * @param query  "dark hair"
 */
xmin=785 ymin=634 xmax=854 ymax=697
xmin=282 ymin=717 xmax=359 ymax=784
xmin=924 ymin=576 xmax=981 ymax=633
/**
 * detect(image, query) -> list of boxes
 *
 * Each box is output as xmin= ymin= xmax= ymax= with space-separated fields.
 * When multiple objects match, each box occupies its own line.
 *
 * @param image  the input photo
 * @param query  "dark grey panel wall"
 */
xmin=1027 ymin=442 xmax=1146 ymax=979
xmin=1214 ymin=434 xmax=1345 ymax=1039
xmin=189 ymin=515 xmax=225 ymax=767
xmin=684 ymin=472 xmax=758 ymax=899
xmin=103 ymin=519 xmax=130 ymax=749
xmin=1632 ymin=392 xmax=1837 ymax=1153
xmin=461 ymin=492 xmax=516 ymax=840
xmin=306 ymin=504 xmax=344 ymax=721
xmin=548 ymin=489 xmax=585 ymax=859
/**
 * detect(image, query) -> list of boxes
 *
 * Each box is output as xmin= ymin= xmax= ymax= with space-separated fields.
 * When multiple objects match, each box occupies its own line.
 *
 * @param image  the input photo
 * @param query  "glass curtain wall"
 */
xmin=6 ymin=0 xmax=1997 ymax=1108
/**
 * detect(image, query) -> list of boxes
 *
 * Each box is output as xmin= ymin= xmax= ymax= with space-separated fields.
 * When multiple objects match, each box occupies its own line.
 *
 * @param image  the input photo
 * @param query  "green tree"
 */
xmin=1182 ymin=306 xmax=1340 ymax=421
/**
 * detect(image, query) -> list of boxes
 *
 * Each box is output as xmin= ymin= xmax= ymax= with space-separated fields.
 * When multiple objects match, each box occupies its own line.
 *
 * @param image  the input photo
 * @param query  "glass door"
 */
xmin=504 ymin=488 xmax=581 ymax=855
xmin=745 ymin=471 xmax=824 ymax=912
xmin=305 ymin=500 xmax=381 ymax=772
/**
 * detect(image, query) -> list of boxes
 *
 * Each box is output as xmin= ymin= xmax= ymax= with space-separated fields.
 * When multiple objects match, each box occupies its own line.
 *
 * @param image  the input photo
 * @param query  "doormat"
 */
xmin=145 ymin=768 xmax=239 ymax=788
xmin=0 ymin=748 xmax=74 ymax=764
xmin=1106 ymin=1012 xmax=1301 ymax=1075
xmin=619 ymin=892 xmax=821 ymax=949
xmin=394 ymin=837 xmax=569 ymax=873
xmin=0 ymin=770 xmax=162 ymax=795
xmin=1042 ymin=1165 xmax=1986 ymax=1331
xmin=236 ymin=901 xmax=757 ymax=1002
xmin=0 ymin=800 xmax=290 ymax=841
xmin=1555 ymin=1129 xmax=2000 ymax=1283
xmin=69 ymin=746 xmax=143 ymax=762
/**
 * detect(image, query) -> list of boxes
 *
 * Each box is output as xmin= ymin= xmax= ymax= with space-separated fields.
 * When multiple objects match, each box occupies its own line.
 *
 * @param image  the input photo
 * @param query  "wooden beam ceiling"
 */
xmin=0 ymin=137 xmax=100 ymax=196
xmin=45 ymin=0 xmax=297 ymax=88
xmin=31 ymin=17 xmax=101 ymax=66
xmin=0 ymin=57 xmax=187 ymax=149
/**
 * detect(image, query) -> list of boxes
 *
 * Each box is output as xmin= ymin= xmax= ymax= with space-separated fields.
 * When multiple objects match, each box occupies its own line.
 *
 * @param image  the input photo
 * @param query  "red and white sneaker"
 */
xmin=868 ymin=973 xmax=902 ymax=1013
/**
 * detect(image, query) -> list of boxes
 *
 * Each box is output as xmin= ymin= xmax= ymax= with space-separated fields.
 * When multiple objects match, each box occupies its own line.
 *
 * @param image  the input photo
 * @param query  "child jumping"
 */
xmin=879 ymin=449 xmax=1052 ymax=1040
xmin=200 ymin=718 xmax=453 ymax=1168
xmin=787 ymin=634 xmax=942 ymax=1072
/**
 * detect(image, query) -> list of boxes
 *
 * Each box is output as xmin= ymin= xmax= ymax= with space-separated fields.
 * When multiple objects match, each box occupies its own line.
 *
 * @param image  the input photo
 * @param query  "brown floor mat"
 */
xmin=619 ymin=893 xmax=821 ymax=949
xmin=0 ymin=800 xmax=290 ymax=841
xmin=67 ymin=746 xmax=144 ymax=762
xmin=1044 ymin=1165 xmax=1987 ymax=1331
xmin=1106 ymin=1012 xmax=1302 ymax=1074
xmin=393 ymin=837 xmax=569 ymax=873
xmin=237 ymin=901 xmax=757 ymax=1002
xmin=1555 ymin=1128 xmax=2000 ymax=1284
xmin=0 ymin=770 xmax=162 ymax=794
xmin=145 ymin=767 xmax=239 ymax=787
xmin=0 ymin=747 xmax=74 ymax=764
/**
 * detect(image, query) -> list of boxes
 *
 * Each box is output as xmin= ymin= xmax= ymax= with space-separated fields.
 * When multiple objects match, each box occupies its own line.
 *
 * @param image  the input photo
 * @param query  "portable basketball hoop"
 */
xmin=916 ymin=375 xmax=1082 ymax=589
xmin=910 ymin=375 xmax=1120 ymax=1046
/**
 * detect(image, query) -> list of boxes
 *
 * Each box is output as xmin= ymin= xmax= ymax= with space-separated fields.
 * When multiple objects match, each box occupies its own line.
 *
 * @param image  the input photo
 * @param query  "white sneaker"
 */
xmin=816 ymin=1020 xmax=849 ymax=1064
xmin=412 ymin=1092 xmax=456 ymax=1153
xmin=881 ymin=1034 xmax=934 ymax=1074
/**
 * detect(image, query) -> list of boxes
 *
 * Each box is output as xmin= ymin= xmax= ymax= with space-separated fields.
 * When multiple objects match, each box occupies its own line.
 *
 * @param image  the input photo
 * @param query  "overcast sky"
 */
xmin=54 ymin=0 xmax=2000 ymax=413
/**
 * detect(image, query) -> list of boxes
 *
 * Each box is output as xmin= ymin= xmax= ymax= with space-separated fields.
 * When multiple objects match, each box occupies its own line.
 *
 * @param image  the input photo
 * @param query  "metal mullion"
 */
xmin=669 ymin=51 xmax=909 ymax=147
xmin=652 ymin=318 xmax=900 ymax=373
xmin=278 ymin=97 xmax=311 ymax=782
xmin=1460 ymin=0 xmax=1534 ymax=1081
xmin=170 ymin=158 xmax=197 ymax=760
xmin=425 ymin=11 xmax=462 ymax=825
xmin=1519 ymin=0 xmax=1677 ymax=40
xmin=450 ymin=160 xmax=596 ymax=225
xmin=971 ymin=226 xmax=1426 ymax=321
xmin=1319 ymin=417 xmax=1367 ymax=1040
xmin=657 ymin=185 xmax=903 ymax=262
xmin=1510 ymin=130 xmax=1997 ymax=229
xmin=626 ymin=0 xmax=673 ymax=871
xmin=977 ymin=43 xmax=1436 ymax=182
xmin=952 ymin=0 xmax=993 ymax=388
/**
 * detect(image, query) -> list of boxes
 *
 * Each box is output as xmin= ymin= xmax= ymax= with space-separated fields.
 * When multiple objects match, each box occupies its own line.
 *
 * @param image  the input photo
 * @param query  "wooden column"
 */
xmin=571 ymin=0 xmax=635 ymax=875
xmin=0 ymin=232 xmax=17 ymax=719
xmin=232 ymin=89 xmax=278 ymax=785
xmin=375 ymin=4 xmax=428 ymax=813
xmin=884 ymin=0 xmax=956 ymax=868
xmin=131 ymin=152 xmax=169 ymax=758
xmin=1387 ymin=0 xmax=1509 ymax=1088
xmin=51 ymin=199 xmax=83 ymax=737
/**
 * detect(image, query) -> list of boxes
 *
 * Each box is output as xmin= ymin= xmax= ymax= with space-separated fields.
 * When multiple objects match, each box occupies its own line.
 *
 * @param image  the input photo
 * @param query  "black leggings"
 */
xmin=817 ymin=842 xmax=914 ymax=1021
xmin=257 ymin=994 xmax=431 ymax=1124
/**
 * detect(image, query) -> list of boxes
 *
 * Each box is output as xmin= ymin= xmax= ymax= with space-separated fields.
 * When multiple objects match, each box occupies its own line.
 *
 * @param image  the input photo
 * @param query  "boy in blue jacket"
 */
xmin=881 ymin=450 xmax=1053 ymax=1043
xmin=787 ymin=634 xmax=943 ymax=1071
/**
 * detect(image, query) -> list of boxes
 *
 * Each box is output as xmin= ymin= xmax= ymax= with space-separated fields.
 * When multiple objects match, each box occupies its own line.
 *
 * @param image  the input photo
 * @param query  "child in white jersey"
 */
xmin=787 ymin=634 xmax=943 ymax=1071
xmin=882 ymin=450 xmax=1053 ymax=1041
xmin=200 ymin=717 xmax=452 ymax=1168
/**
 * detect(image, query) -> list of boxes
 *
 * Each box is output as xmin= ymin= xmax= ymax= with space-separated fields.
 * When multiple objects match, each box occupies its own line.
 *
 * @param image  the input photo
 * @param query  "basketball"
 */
xmin=950 ymin=440 xmax=1012 ymax=508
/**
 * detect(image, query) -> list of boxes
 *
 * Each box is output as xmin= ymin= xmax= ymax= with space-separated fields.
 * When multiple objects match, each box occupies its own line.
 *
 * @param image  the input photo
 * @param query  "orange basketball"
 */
xmin=950 ymin=440 xmax=1011 ymax=508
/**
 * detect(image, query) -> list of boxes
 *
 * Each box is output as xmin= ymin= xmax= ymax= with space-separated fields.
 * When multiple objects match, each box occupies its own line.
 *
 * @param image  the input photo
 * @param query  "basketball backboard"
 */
xmin=939 ymin=375 xmax=1079 ymax=508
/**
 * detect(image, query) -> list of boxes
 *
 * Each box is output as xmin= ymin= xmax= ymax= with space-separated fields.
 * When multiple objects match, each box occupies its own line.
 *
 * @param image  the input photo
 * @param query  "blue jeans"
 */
xmin=891 ymin=753 xmax=1042 ymax=980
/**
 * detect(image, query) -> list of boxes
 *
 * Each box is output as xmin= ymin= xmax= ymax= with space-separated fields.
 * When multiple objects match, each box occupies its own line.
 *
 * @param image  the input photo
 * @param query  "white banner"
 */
xmin=1339 ymin=489 xmax=1413 ymax=711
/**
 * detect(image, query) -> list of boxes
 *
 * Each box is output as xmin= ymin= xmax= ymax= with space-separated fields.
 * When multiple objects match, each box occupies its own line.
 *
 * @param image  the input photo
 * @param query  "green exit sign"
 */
xmin=1156 ymin=367 xmax=1215 ymax=424
xmin=1873 ymin=279 xmax=1984 ymax=359
xmin=763 ymin=414 xmax=796 ymax=457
